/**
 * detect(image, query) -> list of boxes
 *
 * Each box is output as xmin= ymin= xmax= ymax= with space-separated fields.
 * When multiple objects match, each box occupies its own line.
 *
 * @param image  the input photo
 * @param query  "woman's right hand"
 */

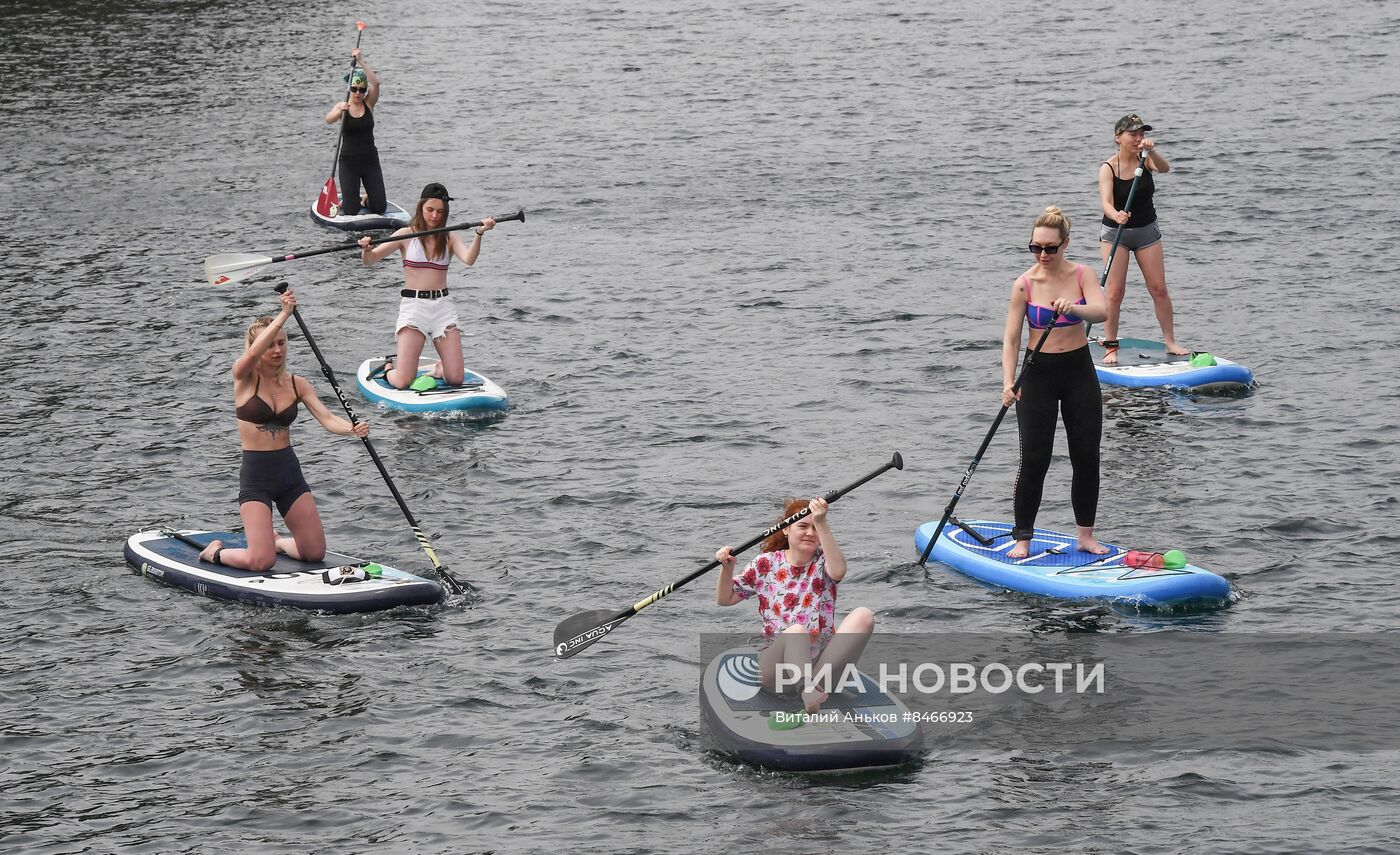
xmin=1112 ymin=210 xmax=1130 ymax=225
xmin=1002 ymin=383 xmax=1020 ymax=407
xmin=279 ymin=289 xmax=297 ymax=315
xmin=358 ymin=236 xmax=373 ymax=250
xmin=333 ymin=100 xmax=348 ymax=113
xmin=715 ymin=546 xmax=735 ymax=569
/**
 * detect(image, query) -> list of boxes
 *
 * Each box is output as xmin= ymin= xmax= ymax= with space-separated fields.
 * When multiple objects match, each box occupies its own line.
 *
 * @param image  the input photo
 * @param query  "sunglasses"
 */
xmin=349 ymin=86 xmax=367 ymax=93
xmin=1027 ymin=243 xmax=1062 ymax=255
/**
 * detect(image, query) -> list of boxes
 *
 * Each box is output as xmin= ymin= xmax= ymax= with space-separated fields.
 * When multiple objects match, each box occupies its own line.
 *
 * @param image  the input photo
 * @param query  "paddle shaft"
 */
xmin=1086 ymin=149 xmax=1150 ymax=339
xmin=270 ymin=211 xmax=524 ymax=266
xmin=916 ymin=152 xmax=1150 ymax=567
xmin=553 ymin=452 xmax=903 ymax=658
xmin=272 ymin=283 xmax=468 ymax=595
xmin=326 ymin=24 xmax=366 ymax=181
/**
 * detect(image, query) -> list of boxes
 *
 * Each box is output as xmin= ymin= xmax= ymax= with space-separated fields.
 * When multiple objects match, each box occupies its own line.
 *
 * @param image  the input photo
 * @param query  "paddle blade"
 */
xmin=315 ymin=176 xmax=340 ymax=218
xmin=204 ymin=253 xmax=275 ymax=286
xmin=553 ymin=608 xmax=633 ymax=659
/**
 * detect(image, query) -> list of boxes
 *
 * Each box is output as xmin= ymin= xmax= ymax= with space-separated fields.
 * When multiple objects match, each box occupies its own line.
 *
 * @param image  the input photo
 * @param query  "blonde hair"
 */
xmin=245 ymin=316 xmax=289 ymax=383
xmin=1032 ymin=205 xmax=1071 ymax=242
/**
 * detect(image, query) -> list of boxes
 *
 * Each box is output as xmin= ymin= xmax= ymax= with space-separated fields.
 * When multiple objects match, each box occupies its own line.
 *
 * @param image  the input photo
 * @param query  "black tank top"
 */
xmin=1101 ymin=158 xmax=1157 ymax=229
xmin=339 ymin=106 xmax=377 ymax=159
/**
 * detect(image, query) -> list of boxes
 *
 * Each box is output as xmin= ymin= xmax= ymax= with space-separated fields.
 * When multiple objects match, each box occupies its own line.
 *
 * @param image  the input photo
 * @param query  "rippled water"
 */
xmin=4 ymin=0 xmax=1399 ymax=852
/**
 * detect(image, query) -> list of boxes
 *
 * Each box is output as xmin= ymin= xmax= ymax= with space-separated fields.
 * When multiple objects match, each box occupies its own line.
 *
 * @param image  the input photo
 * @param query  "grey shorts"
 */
xmin=1100 ymin=220 xmax=1162 ymax=251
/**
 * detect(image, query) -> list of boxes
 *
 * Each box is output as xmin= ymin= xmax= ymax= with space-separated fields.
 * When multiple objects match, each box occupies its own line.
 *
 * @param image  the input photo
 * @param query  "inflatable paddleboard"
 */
xmin=914 ymin=519 xmax=1231 ymax=607
xmin=124 ymin=529 xmax=444 ymax=613
xmin=700 ymin=648 xmax=923 ymax=774
xmin=355 ymin=357 xmax=508 ymax=415
xmin=1091 ymin=337 xmax=1253 ymax=392
xmin=308 ymin=199 xmax=411 ymax=232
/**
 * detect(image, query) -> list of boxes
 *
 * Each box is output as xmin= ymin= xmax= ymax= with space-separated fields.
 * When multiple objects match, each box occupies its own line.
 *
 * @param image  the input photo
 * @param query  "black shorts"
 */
xmin=238 ymin=447 xmax=312 ymax=517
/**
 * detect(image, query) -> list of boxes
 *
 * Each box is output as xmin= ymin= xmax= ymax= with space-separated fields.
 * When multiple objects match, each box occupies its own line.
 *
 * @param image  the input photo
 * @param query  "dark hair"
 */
xmin=760 ymin=497 xmax=810 ymax=553
xmin=410 ymin=195 xmax=450 ymax=261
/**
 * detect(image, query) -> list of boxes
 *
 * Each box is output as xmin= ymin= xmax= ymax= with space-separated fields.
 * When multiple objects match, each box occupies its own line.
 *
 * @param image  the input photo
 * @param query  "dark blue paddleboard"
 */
xmin=124 ymin=529 xmax=444 ymax=613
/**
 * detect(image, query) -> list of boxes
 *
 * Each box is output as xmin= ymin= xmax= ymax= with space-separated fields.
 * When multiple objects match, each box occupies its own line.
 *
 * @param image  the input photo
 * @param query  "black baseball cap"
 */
xmin=420 ymin=182 xmax=453 ymax=201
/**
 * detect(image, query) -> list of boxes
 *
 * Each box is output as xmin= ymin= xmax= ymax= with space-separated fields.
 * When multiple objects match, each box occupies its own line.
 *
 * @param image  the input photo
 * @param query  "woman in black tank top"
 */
xmin=1097 ymin=113 xmax=1188 ymax=364
xmin=324 ymin=48 xmax=387 ymax=216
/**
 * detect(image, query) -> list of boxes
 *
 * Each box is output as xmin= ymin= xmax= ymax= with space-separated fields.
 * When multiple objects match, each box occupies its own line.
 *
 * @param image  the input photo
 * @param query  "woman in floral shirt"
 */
xmin=716 ymin=496 xmax=874 ymax=714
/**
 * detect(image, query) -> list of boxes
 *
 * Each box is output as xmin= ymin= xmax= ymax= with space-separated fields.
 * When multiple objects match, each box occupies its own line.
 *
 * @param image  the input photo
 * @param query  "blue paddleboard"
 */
xmin=914 ymin=519 xmax=1231 ymax=607
xmin=355 ymin=357 xmax=508 ymax=415
xmin=1092 ymin=337 xmax=1253 ymax=392
xmin=124 ymin=529 xmax=444 ymax=613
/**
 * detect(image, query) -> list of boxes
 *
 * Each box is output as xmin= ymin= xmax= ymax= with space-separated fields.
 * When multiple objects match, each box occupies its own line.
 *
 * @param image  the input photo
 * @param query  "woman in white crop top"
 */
xmin=358 ymin=182 xmax=497 ymax=389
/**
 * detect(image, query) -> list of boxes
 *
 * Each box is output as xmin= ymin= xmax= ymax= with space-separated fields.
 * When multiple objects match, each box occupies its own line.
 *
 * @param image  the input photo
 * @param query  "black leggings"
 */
xmin=1012 ymin=345 xmax=1102 ymax=542
xmin=337 ymin=152 xmax=386 ymax=216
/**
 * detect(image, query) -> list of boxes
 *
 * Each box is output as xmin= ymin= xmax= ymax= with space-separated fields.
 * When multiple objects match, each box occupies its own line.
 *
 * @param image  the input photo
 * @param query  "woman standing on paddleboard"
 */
xmin=325 ymin=49 xmax=385 ymax=216
xmin=1097 ymin=113 xmax=1185 ymax=365
xmin=359 ymin=182 xmax=496 ymax=390
xmin=715 ymin=497 xmax=874 ymax=714
xmin=197 ymin=289 xmax=369 ymax=571
xmin=1002 ymin=206 xmax=1110 ymax=559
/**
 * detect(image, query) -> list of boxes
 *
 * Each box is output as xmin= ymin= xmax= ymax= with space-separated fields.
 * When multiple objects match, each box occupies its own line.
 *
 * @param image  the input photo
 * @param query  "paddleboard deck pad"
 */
xmin=700 ymin=648 xmax=922 ymax=774
xmin=124 ymin=529 xmax=444 ymax=612
xmin=355 ymin=357 xmax=508 ymax=415
xmin=1091 ymin=337 xmax=1253 ymax=391
xmin=308 ymin=200 xmax=411 ymax=232
xmin=915 ymin=519 xmax=1230 ymax=607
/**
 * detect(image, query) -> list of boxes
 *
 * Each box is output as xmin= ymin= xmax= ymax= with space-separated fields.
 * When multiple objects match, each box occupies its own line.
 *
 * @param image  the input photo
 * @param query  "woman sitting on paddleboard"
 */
xmin=359 ymin=182 xmax=496 ymax=390
xmin=1098 ymin=113 xmax=1185 ymax=365
xmin=715 ymin=497 xmax=874 ymax=714
xmin=1002 ymin=206 xmax=1110 ymax=559
xmin=198 ymin=288 xmax=369 ymax=571
xmin=325 ymin=49 xmax=385 ymax=216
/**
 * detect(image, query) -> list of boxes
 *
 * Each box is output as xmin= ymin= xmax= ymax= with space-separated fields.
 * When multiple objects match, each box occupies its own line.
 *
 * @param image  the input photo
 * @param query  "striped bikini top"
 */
xmin=1024 ymin=265 xmax=1087 ymax=330
xmin=403 ymin=237 xmax=450 ymax=272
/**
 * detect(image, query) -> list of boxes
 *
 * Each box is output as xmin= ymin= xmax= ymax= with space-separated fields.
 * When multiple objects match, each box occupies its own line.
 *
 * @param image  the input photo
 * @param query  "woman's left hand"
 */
xmin=1050 ymin=296 xmax=1078 ymax=317
xmin=350 ymin=421 xmax=369 ymax=438
xmin=478 ymin=216 xmax=496 ymax=234
xmin=807 ymin=496 xmax=829 ymax=521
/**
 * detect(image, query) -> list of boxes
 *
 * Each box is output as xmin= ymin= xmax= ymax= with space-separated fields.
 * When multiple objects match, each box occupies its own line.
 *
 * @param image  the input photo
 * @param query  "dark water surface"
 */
xmin=4 ymin=0 xmax=1399 ymax=852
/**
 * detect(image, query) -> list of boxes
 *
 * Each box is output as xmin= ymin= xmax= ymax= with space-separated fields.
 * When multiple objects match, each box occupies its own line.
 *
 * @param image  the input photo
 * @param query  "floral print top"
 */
xmin=731 ymin=548 xmax=839 ymax=657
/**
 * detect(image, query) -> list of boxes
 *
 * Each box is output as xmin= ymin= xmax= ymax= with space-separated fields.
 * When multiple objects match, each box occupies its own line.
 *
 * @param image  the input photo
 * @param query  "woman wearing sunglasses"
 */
xmin=1000 ymin=206 xmax=1110 ymax=559
xmin=1097 ymin=113 xmax=1183 ymax=365
xmin=324 ymin=48 xmax=386 ymax=216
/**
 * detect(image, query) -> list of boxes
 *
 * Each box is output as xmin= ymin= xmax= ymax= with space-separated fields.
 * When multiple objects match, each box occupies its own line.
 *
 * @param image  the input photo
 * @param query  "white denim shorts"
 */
xmin=395 ymin=295 xmax=460 ymax=341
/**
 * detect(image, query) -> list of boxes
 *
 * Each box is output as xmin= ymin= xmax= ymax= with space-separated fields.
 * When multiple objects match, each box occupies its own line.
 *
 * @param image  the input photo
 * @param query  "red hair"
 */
xmin=761 ymin=497 xmax=810 ymax=553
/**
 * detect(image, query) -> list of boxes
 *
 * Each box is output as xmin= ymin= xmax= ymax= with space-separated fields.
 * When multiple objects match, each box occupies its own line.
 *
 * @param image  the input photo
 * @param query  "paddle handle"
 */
xmin=632 ymin=451 xmax=904 ymax=613
xmin=326 ymin=24 xmax=367 ymax=179
xmin=273 ymin=283 xmax=468 ymax=595
xmin=279 ymin=210 xmax=526 ymax=264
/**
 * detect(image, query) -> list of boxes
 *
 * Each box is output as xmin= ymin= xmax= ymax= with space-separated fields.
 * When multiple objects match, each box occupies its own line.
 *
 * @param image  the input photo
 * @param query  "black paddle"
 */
xmin=205 ymin=210 xmax=526 ymax=285
xmin=313 ymin=21 xmax=367 ymax=220
xmin=553 ymin=451 xmax=903 ymax=660
xmin=916 ymin=151 xmax=1150 ymax=567
xmin=272 ymin=282 xmax=469 ymax=595
xmin=1086 ymin=149 xmax=1150 ymax=340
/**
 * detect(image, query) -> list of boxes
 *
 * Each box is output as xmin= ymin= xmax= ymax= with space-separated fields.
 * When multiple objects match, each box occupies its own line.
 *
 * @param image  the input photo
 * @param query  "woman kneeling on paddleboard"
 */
xmin=359 ymin=183 xmax=496 ymax=390
xmin=198 ymin=288 xmax=369 ymax=571
xmin=715 ymin=497 xmax=873 ymax=714
xmin=1002 ymin=206 xmax=1110 ymax=560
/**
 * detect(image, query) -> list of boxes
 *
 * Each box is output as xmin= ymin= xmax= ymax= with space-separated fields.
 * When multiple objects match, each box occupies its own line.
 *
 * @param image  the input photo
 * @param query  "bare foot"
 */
xmin=802 ymin=688 xmax=829 ymax=714
xmin=1102 ymin=346 xmax=1120 ymax=366
xmin=198 ymin=539 xmax=224 ymax=564
xmin=1165 ymin=342 xmax=1190 ymax=356
xmin=1008 ymin=540 xmax=1031 ymax=559
xmin=1078 ymin=536 xmax=1111 ymax=555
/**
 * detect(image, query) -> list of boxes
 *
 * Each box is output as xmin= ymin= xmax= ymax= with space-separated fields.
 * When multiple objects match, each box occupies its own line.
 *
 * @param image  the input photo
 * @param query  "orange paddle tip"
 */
xmin=356 ymin=20 xmax=366 ymax=28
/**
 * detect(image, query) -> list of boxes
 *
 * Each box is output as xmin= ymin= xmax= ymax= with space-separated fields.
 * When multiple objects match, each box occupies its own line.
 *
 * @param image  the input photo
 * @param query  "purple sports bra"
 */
xmin=1025 ymin=265 xmax=1087 ymax=330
